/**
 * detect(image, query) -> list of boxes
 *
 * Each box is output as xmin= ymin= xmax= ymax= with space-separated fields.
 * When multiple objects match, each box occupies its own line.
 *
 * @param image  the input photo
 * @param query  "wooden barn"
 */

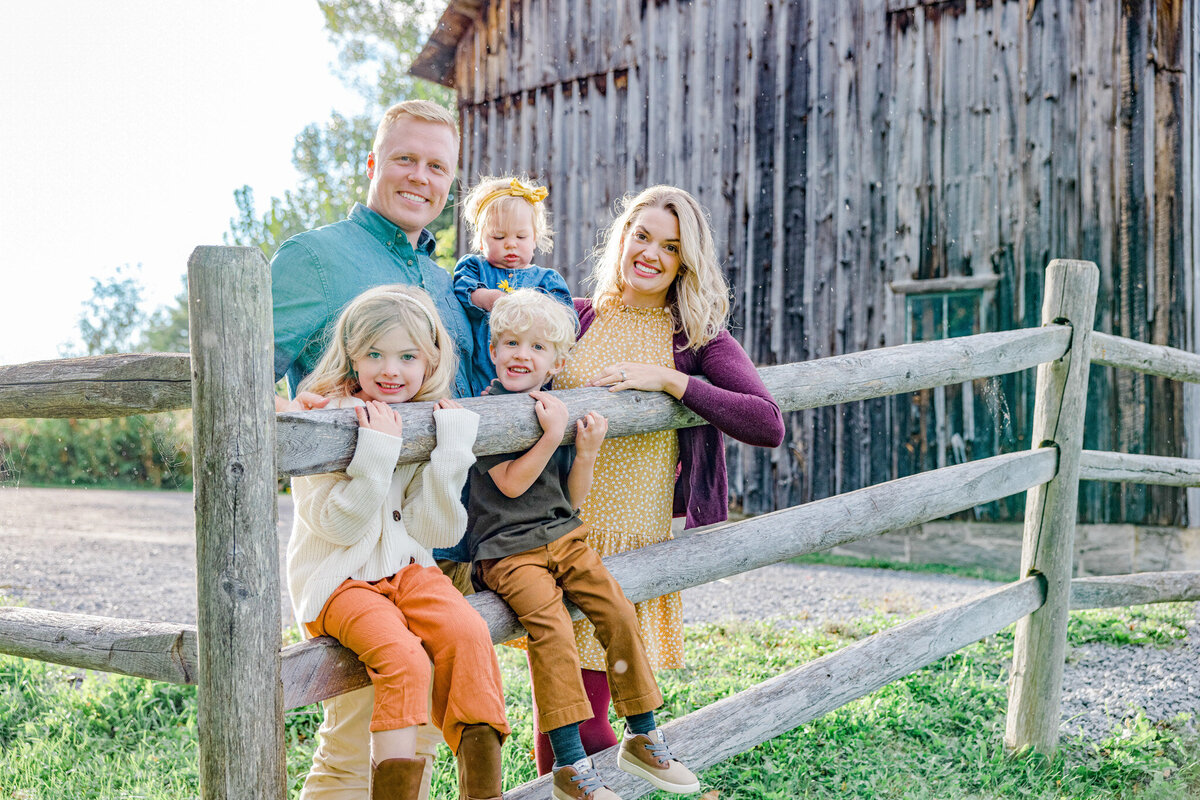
xmin=411 ymin=0 xmax=1199 ymax=536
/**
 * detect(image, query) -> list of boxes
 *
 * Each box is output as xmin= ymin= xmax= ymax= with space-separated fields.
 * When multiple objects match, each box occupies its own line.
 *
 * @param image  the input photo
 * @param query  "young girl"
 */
xmin=286 ymin=284 xmax=510 ymax=800
xmin=453 ymin=175 xmax=573 ymax=395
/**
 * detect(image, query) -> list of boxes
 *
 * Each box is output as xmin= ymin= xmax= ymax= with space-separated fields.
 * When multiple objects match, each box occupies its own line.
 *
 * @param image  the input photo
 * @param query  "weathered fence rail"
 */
xmin=2 ymin=255 xmax=1200 ymax=798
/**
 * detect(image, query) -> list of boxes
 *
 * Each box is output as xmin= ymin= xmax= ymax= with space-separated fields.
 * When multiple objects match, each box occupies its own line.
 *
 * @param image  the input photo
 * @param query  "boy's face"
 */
xmin=490 ymin=325 xmax=566 ymax=393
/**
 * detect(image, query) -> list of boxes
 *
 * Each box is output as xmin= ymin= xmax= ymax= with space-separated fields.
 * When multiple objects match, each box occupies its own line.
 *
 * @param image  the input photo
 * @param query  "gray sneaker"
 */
xmin=617 ymin=729 xmax=699 ymax=794
xmin=552 ymin=757 xmax=623 ymax=800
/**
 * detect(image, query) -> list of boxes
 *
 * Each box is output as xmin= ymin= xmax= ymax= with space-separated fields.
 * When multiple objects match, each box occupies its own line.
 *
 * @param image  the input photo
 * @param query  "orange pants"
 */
xmin=308 ymin=563 xmax=510 ymax=753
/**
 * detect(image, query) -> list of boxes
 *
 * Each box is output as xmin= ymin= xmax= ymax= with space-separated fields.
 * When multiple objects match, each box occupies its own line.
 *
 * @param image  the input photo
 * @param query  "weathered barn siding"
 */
xmin=412 ymin=0 xmax=1195 ymax=526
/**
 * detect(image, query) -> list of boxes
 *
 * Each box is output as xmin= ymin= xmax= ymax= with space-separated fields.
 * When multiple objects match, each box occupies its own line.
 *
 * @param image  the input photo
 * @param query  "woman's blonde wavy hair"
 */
xmin=587 ymin=185 xmax=730 ymax=350
xmin=297 ymin=284 xmax=456 ymax=402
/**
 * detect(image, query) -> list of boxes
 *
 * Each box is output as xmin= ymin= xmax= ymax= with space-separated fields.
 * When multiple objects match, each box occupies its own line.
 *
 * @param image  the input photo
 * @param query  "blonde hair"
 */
xmin=588 ymin=185 xmax=730 ymax=351
xmin=489 ymin=289 xmax=578 ymax=361
xmin=298 ymin=285 xmax=456 ymax=402
xmin=372 ymin=100 xmax=459 ymax=155
xmin=462 ymin=175 xmax=554 ymax=254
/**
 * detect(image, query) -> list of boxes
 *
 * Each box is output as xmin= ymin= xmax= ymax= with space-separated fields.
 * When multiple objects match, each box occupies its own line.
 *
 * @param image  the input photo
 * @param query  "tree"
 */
xmin=65 ymin=264 xmax=147 ymax=357
xmin=227 ymin=1 xmax=456 ymax=263
xmin=141 ymin=275 xmax=190 ymax=353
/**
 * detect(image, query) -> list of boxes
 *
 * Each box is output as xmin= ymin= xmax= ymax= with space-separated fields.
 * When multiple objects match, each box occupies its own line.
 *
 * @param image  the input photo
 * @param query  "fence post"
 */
xmin=1004 ymin=259 xmax=1099 ymax=755
xmin=188 ymin=246 xmax=285 ymax=799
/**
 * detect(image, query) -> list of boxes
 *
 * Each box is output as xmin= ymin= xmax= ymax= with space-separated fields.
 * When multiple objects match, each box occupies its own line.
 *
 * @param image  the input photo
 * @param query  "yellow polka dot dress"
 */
xmin=554 ymin=305 xmax=683 ymax=670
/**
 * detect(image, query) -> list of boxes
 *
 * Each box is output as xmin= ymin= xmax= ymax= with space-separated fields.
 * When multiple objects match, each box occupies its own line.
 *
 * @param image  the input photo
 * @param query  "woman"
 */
xmin=532 ymin=185 xmax=785 ymax=773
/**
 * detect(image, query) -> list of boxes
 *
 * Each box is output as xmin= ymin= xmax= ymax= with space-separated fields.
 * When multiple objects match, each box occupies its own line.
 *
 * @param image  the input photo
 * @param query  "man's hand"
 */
xmin=275 ymin=392 xmax=331 ymax=412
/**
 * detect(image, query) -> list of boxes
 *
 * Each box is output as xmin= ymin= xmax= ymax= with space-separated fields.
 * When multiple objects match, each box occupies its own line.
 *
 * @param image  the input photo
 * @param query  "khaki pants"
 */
xmin=299 ymin=686 xmax=441 ymax=800
xmin=479 ymin=526 xmax=662 ymax=732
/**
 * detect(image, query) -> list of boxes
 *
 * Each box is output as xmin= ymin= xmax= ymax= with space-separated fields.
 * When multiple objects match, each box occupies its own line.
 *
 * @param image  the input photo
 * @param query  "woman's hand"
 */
xmin=354 ymin=400 xmax=403 ymax=438
xmin=588 ymin=362 xmax=688 ymax=400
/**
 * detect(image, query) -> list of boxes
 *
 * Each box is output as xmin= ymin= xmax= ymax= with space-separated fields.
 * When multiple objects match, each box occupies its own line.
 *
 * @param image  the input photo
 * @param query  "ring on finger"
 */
xmin=620 ymin=369 xmax=628 ymax=380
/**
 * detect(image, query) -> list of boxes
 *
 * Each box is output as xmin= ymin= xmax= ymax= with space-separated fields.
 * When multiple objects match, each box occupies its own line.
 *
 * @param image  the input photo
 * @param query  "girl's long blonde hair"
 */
xmin=298 ymin=285 xmax=455 ymax=402
xmin=587 ymin=185 xmax=730 ymax=350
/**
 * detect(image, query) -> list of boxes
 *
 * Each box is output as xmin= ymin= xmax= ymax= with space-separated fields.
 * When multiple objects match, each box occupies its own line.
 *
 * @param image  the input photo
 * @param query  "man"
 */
xmin=273 ymin=99 xmax=474 ymax=403
xmin=271 ymin=100 xmax=496 ymax=800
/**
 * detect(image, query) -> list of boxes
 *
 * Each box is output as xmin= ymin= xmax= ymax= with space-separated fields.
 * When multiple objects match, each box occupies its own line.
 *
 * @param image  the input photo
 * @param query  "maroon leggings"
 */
xmin=531 ymin=665 xmax=617 ymax=775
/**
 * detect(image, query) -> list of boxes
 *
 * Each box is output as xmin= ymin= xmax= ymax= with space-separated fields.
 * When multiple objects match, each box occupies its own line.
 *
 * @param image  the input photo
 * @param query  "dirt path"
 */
xmin=0 ymin=486 xmax=293 ymax=625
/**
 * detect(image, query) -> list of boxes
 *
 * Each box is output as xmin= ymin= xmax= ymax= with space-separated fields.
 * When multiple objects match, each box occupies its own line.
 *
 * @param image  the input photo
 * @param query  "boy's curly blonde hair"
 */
xmin=489 ymin=289 xmax=578 ymax=361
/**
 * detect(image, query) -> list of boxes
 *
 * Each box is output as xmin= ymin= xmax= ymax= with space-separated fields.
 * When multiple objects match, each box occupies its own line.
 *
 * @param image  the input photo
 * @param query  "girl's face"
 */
xmin=351 ymin=325 xmax=428 ymax=404
xmin=482 ymin=204 xmax=537 ymax=271
xmin=619 ymin=206 xmax=682 ymax=308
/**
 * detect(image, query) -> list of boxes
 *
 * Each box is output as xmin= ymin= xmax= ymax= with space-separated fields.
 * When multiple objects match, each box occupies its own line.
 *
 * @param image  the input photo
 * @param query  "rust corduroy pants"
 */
xmin=308 ymin=563 xmax=510 ymax=754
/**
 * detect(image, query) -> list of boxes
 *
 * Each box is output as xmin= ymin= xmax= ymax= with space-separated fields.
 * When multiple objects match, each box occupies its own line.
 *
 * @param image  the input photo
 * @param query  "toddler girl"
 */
xmin=286 ymin=284 xmax=509 ymax=800
xmin=453 ymin=175 xmax=573 ymax=395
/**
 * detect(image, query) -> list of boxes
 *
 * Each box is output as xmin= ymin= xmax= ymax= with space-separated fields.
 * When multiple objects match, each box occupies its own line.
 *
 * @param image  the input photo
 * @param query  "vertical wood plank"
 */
xmin=188 ymin=246 xmax=284 ymax=800
xmin=1004 ymin=258 xmax=1099 ymax=756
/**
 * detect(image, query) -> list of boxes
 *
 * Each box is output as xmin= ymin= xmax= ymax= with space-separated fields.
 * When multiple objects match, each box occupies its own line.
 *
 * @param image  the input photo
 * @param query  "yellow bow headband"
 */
xmin=475 ymin=178 xmax=548 ymax=220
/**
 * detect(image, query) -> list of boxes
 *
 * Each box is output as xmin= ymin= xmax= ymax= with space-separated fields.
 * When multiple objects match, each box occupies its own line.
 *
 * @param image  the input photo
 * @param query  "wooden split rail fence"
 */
xmin=2 ymin=252 xmax=1200 ymax=798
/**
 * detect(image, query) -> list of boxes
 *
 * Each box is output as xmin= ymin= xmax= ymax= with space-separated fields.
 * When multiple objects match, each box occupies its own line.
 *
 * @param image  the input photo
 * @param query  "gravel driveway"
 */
xmin=1 ymin=486 xmax=1195 ymax=742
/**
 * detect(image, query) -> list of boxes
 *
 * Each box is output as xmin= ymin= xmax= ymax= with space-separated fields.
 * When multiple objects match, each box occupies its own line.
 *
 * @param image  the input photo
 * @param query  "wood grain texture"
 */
xmin=0 ymin=354 xmax=190 ymax=419
xmin=1080 ymin=451 xmax=1200 ymax=487
xmin=188 ymin=246 xmax=285 ymax=800
xmin=1006 ymin=259 xmax=1099 ymax=756
xmin=505 ymin=576 xmax=1047 ymax=800
xmin=0 ymin=608 xmax=198 ymax=683
xmin=419 ymin=0 xmax=1193 ymax=527
xmin=1070 ymin=571 xmax=1200 ymax=609
xmin=277 ymin=326 xmax=1071 ymax=477
xmin=1091 ymin=330 xmax=1200 ymax=383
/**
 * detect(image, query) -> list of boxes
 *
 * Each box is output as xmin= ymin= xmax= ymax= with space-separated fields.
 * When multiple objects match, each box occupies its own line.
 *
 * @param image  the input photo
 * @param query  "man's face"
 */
xmin=366 ymin=116 xmax=458 ymax=242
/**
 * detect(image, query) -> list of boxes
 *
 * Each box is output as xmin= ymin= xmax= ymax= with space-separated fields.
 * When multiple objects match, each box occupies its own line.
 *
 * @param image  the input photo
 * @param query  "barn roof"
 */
xmin=409 ymin=0 xmax=479 ymax=88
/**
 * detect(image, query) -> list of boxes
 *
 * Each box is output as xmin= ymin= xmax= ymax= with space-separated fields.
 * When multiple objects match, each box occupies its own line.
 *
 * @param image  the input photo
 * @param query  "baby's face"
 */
xmin=482 ymin=204 xmax=537 ymax=270
xmin=489 ymin=325 xmax=564 ymax=393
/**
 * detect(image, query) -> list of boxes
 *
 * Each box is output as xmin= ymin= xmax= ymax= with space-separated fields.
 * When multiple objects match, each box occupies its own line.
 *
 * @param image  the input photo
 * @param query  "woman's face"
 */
xmin=619 ymin=206 xmax=682 ymax=308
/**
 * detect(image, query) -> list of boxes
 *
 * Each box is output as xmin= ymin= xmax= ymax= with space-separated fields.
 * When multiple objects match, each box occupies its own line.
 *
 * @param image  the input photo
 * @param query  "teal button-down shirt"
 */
xmin=271 ymin=203 xmax=476 ymax=399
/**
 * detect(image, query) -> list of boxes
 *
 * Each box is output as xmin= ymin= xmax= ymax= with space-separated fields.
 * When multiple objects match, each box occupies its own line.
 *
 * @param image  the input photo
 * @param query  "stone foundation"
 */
xmin=829 ymin=522 xmax=1200 ymax=577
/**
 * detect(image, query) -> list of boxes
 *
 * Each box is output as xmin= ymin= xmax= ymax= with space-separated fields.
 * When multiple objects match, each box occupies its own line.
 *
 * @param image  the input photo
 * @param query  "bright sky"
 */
xmin=0 ymin=1 xmax=368 ymax=365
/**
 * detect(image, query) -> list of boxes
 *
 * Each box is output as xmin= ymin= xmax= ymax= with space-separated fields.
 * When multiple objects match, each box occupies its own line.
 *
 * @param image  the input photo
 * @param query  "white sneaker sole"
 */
xmin=617 ymin=749 xmax=700 ymax=794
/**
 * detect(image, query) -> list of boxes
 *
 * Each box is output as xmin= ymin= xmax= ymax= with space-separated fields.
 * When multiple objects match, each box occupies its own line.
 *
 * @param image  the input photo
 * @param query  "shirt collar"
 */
xmin=349 ymin=203 xmax=436 ymax=256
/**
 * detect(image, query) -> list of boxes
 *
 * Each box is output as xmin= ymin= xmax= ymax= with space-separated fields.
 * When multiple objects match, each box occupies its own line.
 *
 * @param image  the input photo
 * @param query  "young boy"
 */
xmin=464 ymin=289 xmax=699 ymax=800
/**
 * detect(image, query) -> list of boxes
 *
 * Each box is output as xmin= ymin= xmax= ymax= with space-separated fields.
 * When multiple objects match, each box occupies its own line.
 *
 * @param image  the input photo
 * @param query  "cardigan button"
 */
xmin=392 ymin=510 xmax=401 ymax=521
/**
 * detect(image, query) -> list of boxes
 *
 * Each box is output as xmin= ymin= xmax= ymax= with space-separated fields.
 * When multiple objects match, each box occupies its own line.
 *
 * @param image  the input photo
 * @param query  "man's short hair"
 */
xmin=372 ymin=100 xmax=459 ymax=154
xmin=489 ymin=290 xmax=578 ymax=361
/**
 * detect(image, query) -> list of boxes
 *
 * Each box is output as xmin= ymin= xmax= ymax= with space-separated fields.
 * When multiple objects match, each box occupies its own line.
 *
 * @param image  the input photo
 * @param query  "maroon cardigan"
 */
xmin=574 ymin=299 xmax=784 ymax=528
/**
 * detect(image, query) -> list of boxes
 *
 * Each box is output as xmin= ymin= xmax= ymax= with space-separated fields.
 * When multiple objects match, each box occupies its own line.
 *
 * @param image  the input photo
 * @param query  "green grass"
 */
xmin=1 ymin=604 xmax=1197 ymax=799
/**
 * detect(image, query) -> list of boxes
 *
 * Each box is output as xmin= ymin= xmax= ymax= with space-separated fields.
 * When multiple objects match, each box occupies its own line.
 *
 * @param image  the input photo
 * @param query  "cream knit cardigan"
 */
xmin=286 ymin=399 xmax=479 ymax=624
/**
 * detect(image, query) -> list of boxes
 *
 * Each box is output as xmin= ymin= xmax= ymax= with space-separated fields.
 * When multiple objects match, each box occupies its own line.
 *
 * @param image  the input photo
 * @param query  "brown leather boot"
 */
xmin=371 ymin=756 xmax=425 ymax=800
xmin=456 ymin=724 xmax=504 ymax=800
